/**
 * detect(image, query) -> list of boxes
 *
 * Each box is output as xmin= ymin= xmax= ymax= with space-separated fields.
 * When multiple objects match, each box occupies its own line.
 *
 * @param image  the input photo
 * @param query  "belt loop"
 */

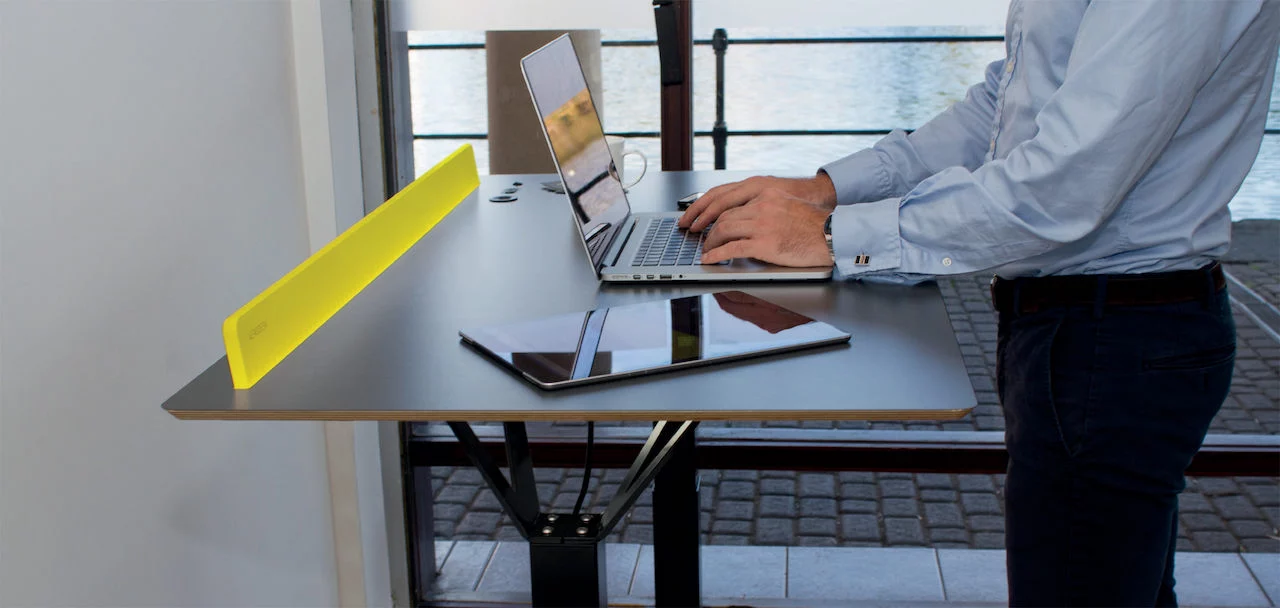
xmin=1202 ymin=265 xmax=1216 ymax=310
xmin=1093 ymin=276 xmax=1108 ymax=319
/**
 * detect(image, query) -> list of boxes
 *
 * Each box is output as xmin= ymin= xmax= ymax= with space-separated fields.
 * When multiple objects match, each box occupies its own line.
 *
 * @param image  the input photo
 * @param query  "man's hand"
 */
xmin=679 ymin=174 xmax=837 ymax=232
xmin=700 ymin=190 xmax=833 ymax=267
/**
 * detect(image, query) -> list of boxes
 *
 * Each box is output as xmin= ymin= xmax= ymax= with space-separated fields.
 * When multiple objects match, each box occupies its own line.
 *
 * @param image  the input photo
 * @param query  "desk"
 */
xmin=164 ymin=171 xmax=976 ymax=607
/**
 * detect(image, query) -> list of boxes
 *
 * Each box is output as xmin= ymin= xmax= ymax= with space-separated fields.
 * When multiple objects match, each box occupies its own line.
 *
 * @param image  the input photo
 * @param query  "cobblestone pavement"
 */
xmin=427 ymin=223 xmax=1280 ymax=553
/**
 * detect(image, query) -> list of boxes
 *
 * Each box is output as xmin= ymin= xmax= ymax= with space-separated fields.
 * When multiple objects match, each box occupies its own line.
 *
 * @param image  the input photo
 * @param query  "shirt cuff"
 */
xmin=829 ymin=198 xmax=902 ymax=278
xmin=820 ymin=147 xmax=892 ymax=205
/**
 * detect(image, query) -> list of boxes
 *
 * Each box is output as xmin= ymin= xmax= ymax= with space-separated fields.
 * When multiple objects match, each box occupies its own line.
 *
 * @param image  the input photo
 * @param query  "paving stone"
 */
xmin=759 ymin=478 xmax=796 ymax=495
xmin=929 ymin=527 xmax=970 ymax=543
xmin=700 ymin=488 xmax=716 ymax=512
xmin=961 ymin=492 xmax=1003 ymax=515
xmin=1191 ymin=530 xmax=1241 ymax=552
xmin=447 ymin=468 xmax=484 ymax=485
xmin=536 ymin=483 xmax=558 ymax=502
xmin=841 ymin=499 xmax=878 ymax=514
xmin=841 ymin=483 xmax=878 ymax=500
xmin=924 ymin=502 xmax=965 ymax=528
xmin=709 ymin=534 xmax=751 ymax=546
xmin=799 ymin=473 xmax=837 ymax=498
xmin=879 ymin=473 xmax=914 ymax=480
xmin=623 ymin=525 xmax=653 ymax=544
xmin=969 ymin=515 xmax=1005 ymax=532
xmin=434 ymin=503 xmax=467 ymax=522
xmin=1241 ymin=538 xmax=1280 ymax=552
xmin=1178 ymin=492 xmax=1214 ymax=513
xmin=718 ymin=480 xmax=756 ymax=501
xmin=715 ymin=500 xmax=755 ymax=521
xmin=1243 ymin=482 xmax=1280 ymax=507
xmin=494 ymin=525 xmax=523 ymax=541
xmin=470 ymin=492 xmax=502 ymax=513
xmin=759 ymin=495 xmax=797 ymax=518
xmin=882 ymin=498 xmax=920 ymax=518
xmin=435 ymin=485 xmax=478 ymax=505
xmin=1183 ymin=512 xmax=1230 ymax=531
xmin=629 ymin=506 xmax=653 ymax=524
xmin=800 ymin=497 xmax=838 ymax=518
xmin=455 ymin=511 xmax=502 ymax=535
xmin=1176 ymin=538 xmax=1196 ymax=551
xmin=1215 ymin=494 xmax=1264 ymax=520
xmin=761 ymin=470 xmax=797 ymax=479
xmin=1194 ymin=477 xmax=1241 ymax=496
xmin=841 ymin=514 xmax=882 ymax=541
xmin=533 ymin=468 xmax=565 ymax=483
xmin=1228 ymin=519 xmax=1277 ymax=539
xmin=799 ymin=517 xmax=838 ymax=536
xmin=879 ymin=479 xmax=918 ymax=498
xmin=798 ymin=535 xmax=840 ymax=547
xmin=973 ymin=532 xmax=1006 ymax=549
xmin=722 ymin=470 xmax=759 ymax=481
xmin=916 ymin=473 xmax=955 ymax=489
xmin=921 ymin=489 xmax=959 ymax=502
xmin=711 ymin=519 xmax=752 ymax=535
xmin=754 ymin=517 xmax=795 ymax=545
xmin=884 ymin=517 xmax=926 ymax=546
xmin=958 ymin=475 xmax=996 ymax=493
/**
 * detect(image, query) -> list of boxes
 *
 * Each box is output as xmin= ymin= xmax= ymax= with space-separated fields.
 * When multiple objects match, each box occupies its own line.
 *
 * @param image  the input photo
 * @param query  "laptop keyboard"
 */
xmin=631 ymin=218 xmax=722 ymax=267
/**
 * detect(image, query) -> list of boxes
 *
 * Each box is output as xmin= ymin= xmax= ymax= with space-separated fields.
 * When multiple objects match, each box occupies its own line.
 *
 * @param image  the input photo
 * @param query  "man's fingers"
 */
xmin=701 ymin=218 xmax=754 ymax=250
xmin=678 ymin=181 xmax=741 ymax=228
xmin=700 ymin=239 xmax=759 ymax=265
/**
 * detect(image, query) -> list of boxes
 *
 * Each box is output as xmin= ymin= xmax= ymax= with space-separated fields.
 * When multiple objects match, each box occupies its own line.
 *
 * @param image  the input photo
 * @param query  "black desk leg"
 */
xmin=653 ymin=429 xmax=701 ymax=608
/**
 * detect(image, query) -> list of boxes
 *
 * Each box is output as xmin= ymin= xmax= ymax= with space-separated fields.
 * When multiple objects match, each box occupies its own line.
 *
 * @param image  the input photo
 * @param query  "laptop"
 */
xmin=520 ymin=35 xmax=832 ymax=283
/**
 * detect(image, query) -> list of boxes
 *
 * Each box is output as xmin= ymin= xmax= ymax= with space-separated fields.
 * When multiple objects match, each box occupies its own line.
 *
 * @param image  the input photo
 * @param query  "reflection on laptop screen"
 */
xmin=522 ymin=36 xmax=628 ymax=241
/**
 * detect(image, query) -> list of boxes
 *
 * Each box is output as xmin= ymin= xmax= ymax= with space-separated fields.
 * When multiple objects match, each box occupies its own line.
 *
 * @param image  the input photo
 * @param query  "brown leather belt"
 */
xmin=991 ymin=262 xmax=1225 ymax=315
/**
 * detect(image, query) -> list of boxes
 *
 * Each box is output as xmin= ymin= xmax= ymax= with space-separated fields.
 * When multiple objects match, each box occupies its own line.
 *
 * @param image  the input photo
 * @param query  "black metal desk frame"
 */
xmin=447 ymin=420 xmax=701 ymax=607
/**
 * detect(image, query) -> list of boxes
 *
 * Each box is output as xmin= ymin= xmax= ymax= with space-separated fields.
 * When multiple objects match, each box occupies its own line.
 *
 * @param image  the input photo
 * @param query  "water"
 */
xmin=410 ymin=27 xmax=1280 ymax=220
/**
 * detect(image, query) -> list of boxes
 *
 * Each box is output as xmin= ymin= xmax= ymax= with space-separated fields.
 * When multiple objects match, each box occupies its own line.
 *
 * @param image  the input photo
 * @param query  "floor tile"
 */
xmin=630 ymin=545 xmax=787 ymax=600
xmin=631 ymin=546 xmax=656 ymax=597
xmin=607 ymin=543 xmax=643 ymax=597
xmin=476 ymin=542 xmax=528 ymax=593
xmin=787 ymin=547 xmax=944 ymax=602
xmin=436 ymin=541 xmax=496 ymax=592
xmin=702 ymin=545 xmax=787 ymax=599
xmin=1243 ymin=553 xmax=1280 ymax=606
xmin=938 ymin=549 xmax=1006 ymax=603
xmin=434 ymin=540 xmax=455 ymax=572
xmin=1176 ymin=552 xmax=1270 ymax=607
xmin=472 ymin=542 xmax=642 ymax=597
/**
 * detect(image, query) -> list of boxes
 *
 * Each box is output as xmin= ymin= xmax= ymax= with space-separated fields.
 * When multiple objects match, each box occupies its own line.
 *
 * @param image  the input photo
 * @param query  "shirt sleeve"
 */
xmin=831 ymin=0 xmax=1258 ymax=283
xmin=819 ymin=57 xmax=1007 ymax=205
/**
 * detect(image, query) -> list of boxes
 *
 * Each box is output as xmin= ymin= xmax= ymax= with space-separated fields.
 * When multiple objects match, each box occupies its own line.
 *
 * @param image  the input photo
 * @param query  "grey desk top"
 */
xmin=163 ymin=171 xmax=976 ymax=421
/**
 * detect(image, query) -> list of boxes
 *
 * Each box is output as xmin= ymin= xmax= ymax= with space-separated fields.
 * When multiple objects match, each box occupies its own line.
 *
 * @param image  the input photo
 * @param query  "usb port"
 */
xmin=646 ymin=274 xmax=655 ymax=279
xmin=633 ymin=274 xmax=642 ymax=279
xmin=659 ymin=274 xmax=672 ymax=280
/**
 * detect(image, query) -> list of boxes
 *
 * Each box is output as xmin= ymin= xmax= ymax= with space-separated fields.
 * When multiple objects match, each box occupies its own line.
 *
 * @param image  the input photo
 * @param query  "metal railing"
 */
xmin=409 ymin=33 xmax=1280 ymax=169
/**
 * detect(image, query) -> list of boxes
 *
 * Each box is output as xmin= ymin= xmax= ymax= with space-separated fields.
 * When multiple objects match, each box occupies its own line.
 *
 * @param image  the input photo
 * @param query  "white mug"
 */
xmin=606 ymin=135 xmax=648 ymax=190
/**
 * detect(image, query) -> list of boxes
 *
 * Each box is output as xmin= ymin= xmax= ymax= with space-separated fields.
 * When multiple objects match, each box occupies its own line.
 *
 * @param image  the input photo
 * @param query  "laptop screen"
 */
xmin=522 ymin=35 xmax=631 ymax=270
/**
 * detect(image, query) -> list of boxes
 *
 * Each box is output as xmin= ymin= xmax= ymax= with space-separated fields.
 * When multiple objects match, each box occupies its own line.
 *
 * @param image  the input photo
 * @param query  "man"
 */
xmin=680 ymin=1 xmax=1279 ymax=606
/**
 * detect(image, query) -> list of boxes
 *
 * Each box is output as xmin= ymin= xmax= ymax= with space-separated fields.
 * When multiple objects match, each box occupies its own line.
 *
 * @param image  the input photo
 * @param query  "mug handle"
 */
xmin=621 ymin=150 xmax=648 ymax=190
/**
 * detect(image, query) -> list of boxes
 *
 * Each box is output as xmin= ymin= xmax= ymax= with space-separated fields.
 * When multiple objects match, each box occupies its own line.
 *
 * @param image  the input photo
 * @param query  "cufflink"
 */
xmin=854 ymin=254 xmax=871 ymax=266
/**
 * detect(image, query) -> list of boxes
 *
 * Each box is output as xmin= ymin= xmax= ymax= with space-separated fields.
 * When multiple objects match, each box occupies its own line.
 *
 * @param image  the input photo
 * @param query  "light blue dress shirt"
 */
xmin=822 ymin=0 xmax=1280 ymax=283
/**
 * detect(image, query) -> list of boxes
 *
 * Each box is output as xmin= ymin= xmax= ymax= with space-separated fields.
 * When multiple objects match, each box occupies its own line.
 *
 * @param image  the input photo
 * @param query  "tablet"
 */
xmin=459 ymin=290 xmax=851 ymax=390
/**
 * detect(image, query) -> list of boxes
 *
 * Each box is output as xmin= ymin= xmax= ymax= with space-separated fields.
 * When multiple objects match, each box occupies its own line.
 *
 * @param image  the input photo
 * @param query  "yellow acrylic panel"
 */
xmin=222 ymin=145 xmax=479 ymax=388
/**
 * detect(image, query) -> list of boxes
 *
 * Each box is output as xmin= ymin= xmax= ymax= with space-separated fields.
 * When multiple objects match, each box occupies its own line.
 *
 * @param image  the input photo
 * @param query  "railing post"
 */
xmin=712 ymin=28 xmax=728 ymax=170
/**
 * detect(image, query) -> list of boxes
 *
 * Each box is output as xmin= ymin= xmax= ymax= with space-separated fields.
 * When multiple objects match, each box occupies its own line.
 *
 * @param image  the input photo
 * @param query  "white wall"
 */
xmin=0 ymin=1 xmax=347 ymax=605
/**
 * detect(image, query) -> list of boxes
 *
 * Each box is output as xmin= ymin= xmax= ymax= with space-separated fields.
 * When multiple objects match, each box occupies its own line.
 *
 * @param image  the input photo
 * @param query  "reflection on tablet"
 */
xmin=460 ymin=290 xmax=851 ymax=389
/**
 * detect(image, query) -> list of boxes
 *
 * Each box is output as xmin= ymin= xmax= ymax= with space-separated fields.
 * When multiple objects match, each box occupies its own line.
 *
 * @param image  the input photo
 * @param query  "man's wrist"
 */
xmin=810 ymin=171 xmax=838 ymax=210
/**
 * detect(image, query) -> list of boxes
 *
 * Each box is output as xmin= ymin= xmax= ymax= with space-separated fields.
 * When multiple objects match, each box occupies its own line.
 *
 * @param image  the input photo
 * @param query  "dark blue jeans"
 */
xmin=998 ymin=284 xmax=1235 ymax=607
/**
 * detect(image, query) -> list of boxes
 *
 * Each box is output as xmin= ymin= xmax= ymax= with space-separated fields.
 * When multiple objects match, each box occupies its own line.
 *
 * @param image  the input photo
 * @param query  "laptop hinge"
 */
xmin=601 ymin=217 xmax=635 ymax=271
